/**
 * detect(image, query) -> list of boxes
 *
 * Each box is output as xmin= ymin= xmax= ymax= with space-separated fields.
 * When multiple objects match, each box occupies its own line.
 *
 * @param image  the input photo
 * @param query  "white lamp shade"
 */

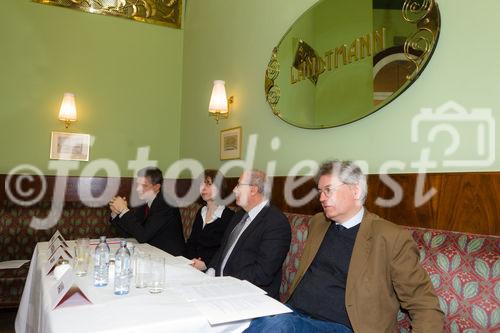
xmin=58 ymin=93 xmax=77 ymax=122
xmin=208 ymin=80 xmax=229 ymax=114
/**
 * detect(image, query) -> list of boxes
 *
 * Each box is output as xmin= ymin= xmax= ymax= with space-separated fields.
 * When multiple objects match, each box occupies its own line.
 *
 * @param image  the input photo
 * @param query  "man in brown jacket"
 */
xmin=245 ymin=160 xmax=443 ymax=333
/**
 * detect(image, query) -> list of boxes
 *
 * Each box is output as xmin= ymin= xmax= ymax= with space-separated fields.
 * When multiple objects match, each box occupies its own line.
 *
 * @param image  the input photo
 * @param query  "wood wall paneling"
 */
xmin=1 ymin=172 xmax=498 ymax=235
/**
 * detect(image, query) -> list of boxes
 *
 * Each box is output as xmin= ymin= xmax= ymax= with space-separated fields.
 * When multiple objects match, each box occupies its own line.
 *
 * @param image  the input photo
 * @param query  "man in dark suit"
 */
xmin=109 ymin=167 xmax=185 ymax=256
xmin=245 ymin=160 xmax=443 ymax=333
xmin=194 ymin=169 xmax=291 ymax=299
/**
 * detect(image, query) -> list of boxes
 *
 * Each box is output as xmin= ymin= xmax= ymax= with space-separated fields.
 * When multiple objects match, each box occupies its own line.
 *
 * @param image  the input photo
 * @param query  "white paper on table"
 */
xmin=194 ymin=293 xmax=292 ymax=325
xmin=165 ymin=264 xmax=210 ymax=285
xmin=173 ymin=256 xmax=193 ymax=265
xmin=177 ymin=276 xmax=266 ymax=302
xmin=134 ymin=244 xmax=185 ymax=265
xmin=0 ymin=260 xmax=30 ymax=269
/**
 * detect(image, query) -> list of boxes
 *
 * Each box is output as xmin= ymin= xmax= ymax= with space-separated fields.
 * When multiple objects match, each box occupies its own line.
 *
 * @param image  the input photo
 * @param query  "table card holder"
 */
xmin=48 ymin=230 xmax=69 ymax=249
xmin=45 ymin=247 xmax=73 ymax=275
xmin=49 ymin=268 xmax=93 ymax=309
xmin=47 ymin=230 xmax=72 ymax=259
xmin=48 ymin=239 xmax=73 ymax=260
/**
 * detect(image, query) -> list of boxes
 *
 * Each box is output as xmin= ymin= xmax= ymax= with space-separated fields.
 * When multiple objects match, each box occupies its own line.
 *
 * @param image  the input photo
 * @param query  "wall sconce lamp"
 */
xmin=58 ymin=93 xmax=77 ymax=128
xmin=208 ymin=80 xmax=234 ymax=123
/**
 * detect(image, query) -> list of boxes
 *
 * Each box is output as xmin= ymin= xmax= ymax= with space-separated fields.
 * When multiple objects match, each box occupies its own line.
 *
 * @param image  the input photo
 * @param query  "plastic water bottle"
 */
xmin=93 ymin=236 xmax=110 ymax=287
xmin=114 ymin=240 xmax=131 ymax=295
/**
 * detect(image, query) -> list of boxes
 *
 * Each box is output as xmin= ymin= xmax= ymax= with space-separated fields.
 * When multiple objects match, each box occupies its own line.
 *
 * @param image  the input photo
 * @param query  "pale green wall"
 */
xmin=1 ymin=0 xmax=498 ymax=179
xmin=180 ymin=0 xmax=499 ymax=176
xmin=0 ymin=0 xmax=183 ymax=176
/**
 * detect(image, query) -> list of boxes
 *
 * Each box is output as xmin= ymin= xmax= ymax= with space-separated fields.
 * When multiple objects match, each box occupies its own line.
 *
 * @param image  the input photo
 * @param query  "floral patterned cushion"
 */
xmin=396 ymin=228 xmax=500 ymax=333
xmin=280 ymin=212 xmax=312 ymax=301
xmin=0 ymin=202 xmax=39 ymax=262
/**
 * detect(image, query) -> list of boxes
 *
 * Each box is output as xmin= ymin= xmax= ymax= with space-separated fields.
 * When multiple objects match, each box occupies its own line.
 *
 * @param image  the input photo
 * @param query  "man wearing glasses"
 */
xmin=245 ymin=160 xmax=443 ymax=333
xmin=109 ymin=167 xmax=185 ymax=256
xmin=194 ymin=169 xmax=291 ymax=300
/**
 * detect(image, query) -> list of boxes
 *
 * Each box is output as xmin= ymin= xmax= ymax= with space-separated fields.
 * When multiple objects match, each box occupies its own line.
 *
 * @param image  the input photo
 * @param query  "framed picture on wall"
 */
xmin=220 ymin=127 xmax=242 ymax=160
xmin=49 ymin=132 xmax=90 ymax=161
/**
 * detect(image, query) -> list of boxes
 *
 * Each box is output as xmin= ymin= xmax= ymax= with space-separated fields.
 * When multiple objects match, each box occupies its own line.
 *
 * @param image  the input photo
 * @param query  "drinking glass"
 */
xmin=74 ymin=238 xmax=90 ymax=277
xmin=148 ymin=256 xmax=165 ymax=294
xmin=127 ymin=242 xmax=136 ymax=276
xmin=135 ymin=252 xmax=151 ymax=289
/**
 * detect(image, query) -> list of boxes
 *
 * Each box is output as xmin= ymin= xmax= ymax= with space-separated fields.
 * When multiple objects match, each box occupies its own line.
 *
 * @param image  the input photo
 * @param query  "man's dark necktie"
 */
xmin=220 ymin=213 xmax=249 ymax=263
xmin=334 ymin=223 xmax=346 ymax=232
xmin=144 ymin=205 xmax=150 ymax=219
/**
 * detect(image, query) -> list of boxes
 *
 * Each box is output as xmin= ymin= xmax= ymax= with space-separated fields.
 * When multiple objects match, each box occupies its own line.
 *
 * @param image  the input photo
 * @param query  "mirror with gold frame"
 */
xmin=265 ymin=0 xmax=440 ymax=129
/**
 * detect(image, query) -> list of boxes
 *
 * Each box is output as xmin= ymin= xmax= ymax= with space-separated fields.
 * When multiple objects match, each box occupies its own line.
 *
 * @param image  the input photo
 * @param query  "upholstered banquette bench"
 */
xmin=1 ymin=201 xmax=499 ymax=333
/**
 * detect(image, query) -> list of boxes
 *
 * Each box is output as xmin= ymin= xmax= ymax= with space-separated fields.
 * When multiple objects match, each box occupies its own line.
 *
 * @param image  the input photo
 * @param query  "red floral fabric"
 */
xmin=280 ymin=212 xmax=312 ymax=301
xmin=397 ymin=228 xmax=500 ymax=333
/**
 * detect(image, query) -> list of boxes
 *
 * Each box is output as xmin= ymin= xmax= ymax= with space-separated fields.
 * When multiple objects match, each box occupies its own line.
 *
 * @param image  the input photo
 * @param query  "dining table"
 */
xmin=15 ymin=240 xmax=252 ymax=333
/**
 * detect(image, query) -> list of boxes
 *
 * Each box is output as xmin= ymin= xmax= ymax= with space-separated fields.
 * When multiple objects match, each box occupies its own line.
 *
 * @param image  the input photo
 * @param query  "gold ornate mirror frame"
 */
xmin=33 ymin=0 xmax=182 ymax=29
xmin=265 ymin=0 xmax=440 ymax=129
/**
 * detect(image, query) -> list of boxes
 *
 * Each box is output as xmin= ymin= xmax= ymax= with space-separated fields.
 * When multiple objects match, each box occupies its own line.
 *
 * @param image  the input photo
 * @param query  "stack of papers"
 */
xmin=176 ymin=277 xmax=292 ymax=325
xmin=0 ymin=260 xmax=30 ymax=269
xmin=178 ymin=277 xmax=265 ymax=302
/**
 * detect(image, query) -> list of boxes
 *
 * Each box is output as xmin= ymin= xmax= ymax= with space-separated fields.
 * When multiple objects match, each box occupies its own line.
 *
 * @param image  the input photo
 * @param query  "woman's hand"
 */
xmin=191 ymin=258 xmax=207 ymax=271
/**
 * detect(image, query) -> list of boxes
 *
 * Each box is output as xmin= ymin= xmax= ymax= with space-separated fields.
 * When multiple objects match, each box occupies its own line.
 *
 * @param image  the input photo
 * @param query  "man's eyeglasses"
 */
xmin=235 ymin=183 xmax=254 ymax=188
xmin=317 ymin=184 xmax=345 ymax=197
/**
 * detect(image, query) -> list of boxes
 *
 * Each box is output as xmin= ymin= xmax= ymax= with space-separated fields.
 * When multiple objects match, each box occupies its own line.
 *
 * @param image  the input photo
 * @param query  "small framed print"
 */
xmin=220 ymin=127 xmax=242 ymax=160
xmin=50 ymin=132 xmax=90 ymax=161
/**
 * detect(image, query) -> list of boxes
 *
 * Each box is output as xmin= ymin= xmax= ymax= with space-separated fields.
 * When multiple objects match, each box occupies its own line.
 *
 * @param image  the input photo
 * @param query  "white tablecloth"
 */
xmin=15 ymin=242 xmax=250 ymax=333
